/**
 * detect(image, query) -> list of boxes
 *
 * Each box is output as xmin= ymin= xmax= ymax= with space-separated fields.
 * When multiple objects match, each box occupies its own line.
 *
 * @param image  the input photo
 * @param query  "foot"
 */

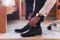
xmin=15 ymin=23 xmax=30 ymax=33
xmin=21 ymin=26 xmax=42 ymax=37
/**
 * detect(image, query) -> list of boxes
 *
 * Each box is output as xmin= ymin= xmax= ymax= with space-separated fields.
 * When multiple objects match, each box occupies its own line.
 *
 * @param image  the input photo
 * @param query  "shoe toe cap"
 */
xmin=15 ymin=29 xmax=22 ymax=33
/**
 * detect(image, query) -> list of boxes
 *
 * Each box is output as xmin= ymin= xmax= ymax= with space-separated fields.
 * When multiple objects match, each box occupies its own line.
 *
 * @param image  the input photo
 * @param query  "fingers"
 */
xmin=28 ymin=17 xmax=31 ymax=20
xmin=28 ymin=14 xmax=32 ymax=20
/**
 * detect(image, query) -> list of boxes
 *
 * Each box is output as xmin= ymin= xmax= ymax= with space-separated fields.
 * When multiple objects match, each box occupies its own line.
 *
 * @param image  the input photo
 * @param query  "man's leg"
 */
xmin=25 ymin=0 xmax=34 ymax=20
xmin=15 ymin=6 xmax=33 ymax=33
xmin=15 ymin=0 xmax=34 ymax=33
xmin=15 ymin=5 xmax=33 ymax=33
xmin=21 ymin=16 xmax=44 ymax=37
xmin=25 ymin=6 xmax=33 ymax=20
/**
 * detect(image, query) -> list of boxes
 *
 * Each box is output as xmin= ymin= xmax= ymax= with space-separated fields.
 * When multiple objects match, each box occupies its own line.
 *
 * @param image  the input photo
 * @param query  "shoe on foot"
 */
xmin=15 ymin=23 xmax=30 ymax=33
xmin=21 ymin=26 xmax=42 ymax=37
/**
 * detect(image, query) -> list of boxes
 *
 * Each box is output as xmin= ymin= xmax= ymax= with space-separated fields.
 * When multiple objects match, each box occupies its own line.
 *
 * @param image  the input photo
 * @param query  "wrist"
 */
xmin=36 ymin=13 xmax=40 ymax=17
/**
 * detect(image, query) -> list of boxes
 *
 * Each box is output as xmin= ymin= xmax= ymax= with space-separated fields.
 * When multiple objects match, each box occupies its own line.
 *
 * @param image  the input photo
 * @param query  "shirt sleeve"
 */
xmin=39 ymin=0 xmax=56 ymax=17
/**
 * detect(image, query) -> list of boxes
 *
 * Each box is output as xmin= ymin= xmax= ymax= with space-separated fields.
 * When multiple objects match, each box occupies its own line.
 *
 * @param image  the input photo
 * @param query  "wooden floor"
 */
xmin=0 ymin=37 xmax=60 ymax=40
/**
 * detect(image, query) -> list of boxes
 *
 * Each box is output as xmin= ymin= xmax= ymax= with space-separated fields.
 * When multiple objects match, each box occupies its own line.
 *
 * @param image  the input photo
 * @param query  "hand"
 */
xmin=29 ymin=16 xmax=40 ymax=27
xmin=28 ymin=13 xmax=32 ymax=20
xmin=28 ymin=11 xmax=34 ymax=20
